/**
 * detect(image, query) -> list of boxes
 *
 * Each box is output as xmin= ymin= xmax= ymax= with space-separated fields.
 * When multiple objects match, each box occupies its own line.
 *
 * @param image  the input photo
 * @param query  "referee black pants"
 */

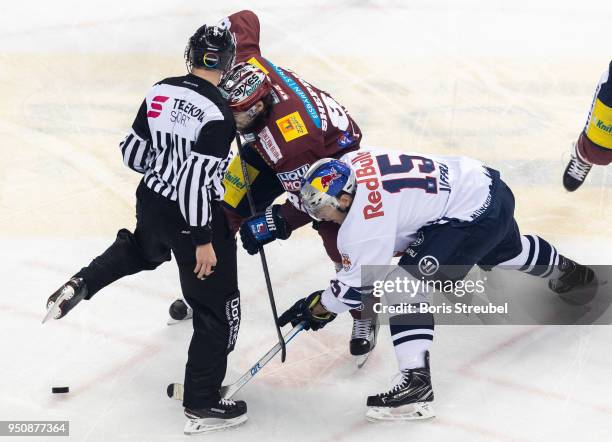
xmin=75 ymin=180 xmax=240 ymax=408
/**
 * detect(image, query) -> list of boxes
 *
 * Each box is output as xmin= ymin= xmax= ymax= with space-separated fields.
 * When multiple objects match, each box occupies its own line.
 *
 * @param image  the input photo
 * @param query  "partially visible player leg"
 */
xmin=46 ymin=183 xmax=171 ymax=321
xmin=369 ymin=222 xmax=494 ymax=420
xmin=317 ymin=220 xmax=380 ymax=365
xmin=349 ymin=312 xmax=379 ymax=367
xmin=478 ymin=181 xmax=597 ymax=305
xmin=365 ymin=310 xmax=434 ymax=421
xmin=563 ymin=136 xmax=593 ymax=191
xmin=366 ymin=178 xmax=524 ymax=421
xmin=563 ymin=62 xmax=612 ymax=191
xmin=486 ymin=230 xmax=597 ymax=304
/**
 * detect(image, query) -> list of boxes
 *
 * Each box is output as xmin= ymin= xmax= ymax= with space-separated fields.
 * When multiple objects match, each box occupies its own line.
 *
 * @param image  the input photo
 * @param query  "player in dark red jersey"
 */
xmin=219 ymin=61 xmax=359 ymax=258
xmin=169 ymin=10 xmax=376 ymax=365
xmin=217 ymin=10 xmax=362 ymax=250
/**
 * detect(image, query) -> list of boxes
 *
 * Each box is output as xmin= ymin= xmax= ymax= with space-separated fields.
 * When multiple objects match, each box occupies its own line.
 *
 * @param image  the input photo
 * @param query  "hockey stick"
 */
xmin=167 ymin=322 xmax=305 ymax=401
xmin=234 ymin=134 xmax=287 ymax=362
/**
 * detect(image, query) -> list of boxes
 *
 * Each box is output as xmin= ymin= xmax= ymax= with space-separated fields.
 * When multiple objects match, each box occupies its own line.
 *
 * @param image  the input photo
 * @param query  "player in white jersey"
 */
xmin=278 ymin=148 xmax=596 ymax=421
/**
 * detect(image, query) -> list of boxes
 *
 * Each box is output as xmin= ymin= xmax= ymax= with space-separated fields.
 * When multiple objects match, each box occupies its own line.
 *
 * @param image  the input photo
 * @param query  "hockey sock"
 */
xmin=389 ymin=309 xmax=434 ymax=370
xmin=498 ymin=235 xmax=563 ymax=279
xmin=574 ymin=139 xmax=594 ymax=165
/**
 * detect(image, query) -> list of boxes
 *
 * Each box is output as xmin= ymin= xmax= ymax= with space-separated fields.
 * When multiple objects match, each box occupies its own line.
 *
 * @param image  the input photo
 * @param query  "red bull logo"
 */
xmin=312 ymin=168 xmax=340 ymax=192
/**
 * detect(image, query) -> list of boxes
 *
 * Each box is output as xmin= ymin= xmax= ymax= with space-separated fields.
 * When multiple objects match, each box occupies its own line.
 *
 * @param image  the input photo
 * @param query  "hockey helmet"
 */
xmin=300 ymin=158 xmax=356 ymax=221
xmin=185 ymin=25 xmax=236 ymax=72
xmin=218 ymin=62 xmax=273 ymax=112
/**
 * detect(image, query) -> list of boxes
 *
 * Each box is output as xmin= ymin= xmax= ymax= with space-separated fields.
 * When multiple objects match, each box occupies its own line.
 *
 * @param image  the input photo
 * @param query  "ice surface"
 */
xmin=1 ymin=1 xmax=611 ymax=440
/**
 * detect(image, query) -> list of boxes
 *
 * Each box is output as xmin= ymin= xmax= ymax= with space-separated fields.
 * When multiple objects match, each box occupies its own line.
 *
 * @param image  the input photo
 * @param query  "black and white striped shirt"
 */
xmin=120 ymin=74 xmax=235 ymax=244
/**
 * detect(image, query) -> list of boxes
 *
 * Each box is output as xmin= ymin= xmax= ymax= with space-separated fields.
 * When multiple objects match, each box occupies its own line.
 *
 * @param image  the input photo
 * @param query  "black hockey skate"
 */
xmin=350 ymin=315 xmax=380 ymax=368
xmin=167 ymin=298 xmax=193 ymax=325
xmin=184 ymin=399 xmax=247 ymax=434
xmin=563 ymin=146 xmax=592 ymax=192
xmin=42 ymin=277 xmax=88 ymax=323
xmin=549 ymin=256 xmax=597 ymax=305
xmin=366 ymin=352 xmax=435 ymax=421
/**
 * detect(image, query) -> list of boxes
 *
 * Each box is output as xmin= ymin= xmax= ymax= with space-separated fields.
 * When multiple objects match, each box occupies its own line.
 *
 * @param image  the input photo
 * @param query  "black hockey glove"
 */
xmin=239 ymin=204 xmax=292 ymax=255
xmin=278 ymin=290 xmax=337 ymax=331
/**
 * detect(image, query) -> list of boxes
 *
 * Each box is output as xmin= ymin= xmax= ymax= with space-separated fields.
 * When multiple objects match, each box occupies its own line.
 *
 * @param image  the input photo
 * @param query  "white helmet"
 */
xmin=300 ymin=158 xmax=356 ymax=221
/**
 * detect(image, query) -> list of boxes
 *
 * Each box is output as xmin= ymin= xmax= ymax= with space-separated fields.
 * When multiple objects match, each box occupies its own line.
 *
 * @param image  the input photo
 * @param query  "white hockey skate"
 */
xmin=350 ymin=316 xmax=379 ymax=368
xmin=167 ymin=298 xmax=193 ymax=325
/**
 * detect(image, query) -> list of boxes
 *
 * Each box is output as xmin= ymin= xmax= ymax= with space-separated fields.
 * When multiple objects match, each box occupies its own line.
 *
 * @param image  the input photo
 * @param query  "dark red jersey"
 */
xmin=221 ymin=10 xmax=362 ymax=195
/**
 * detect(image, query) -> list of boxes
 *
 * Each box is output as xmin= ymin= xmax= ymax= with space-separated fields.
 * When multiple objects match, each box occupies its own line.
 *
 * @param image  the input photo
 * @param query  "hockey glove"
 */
xmin=278 ymin=290 xmax=337 ymax=331
xmin=239 ymin=204 xmax=292 ymax=255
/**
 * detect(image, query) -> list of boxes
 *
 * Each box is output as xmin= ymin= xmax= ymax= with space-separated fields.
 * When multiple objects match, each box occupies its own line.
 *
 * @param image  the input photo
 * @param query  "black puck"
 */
xmin=52 ymin=387 xmax=69 ymax=394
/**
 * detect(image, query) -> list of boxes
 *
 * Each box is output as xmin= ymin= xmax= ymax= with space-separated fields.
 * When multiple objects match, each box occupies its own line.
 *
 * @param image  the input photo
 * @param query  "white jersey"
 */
xmin=321 ymin=148 xmax=494 ymax=314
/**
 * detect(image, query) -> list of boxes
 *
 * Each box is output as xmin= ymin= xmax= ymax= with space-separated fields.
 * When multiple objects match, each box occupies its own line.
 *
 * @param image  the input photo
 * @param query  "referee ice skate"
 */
xmin=44 ymin=25 xmax=247 ymax=434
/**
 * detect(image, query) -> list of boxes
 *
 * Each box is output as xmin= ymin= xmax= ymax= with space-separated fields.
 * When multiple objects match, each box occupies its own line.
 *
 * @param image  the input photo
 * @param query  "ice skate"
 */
xmin=43 ymin=277 xmax=89 ymax=323
xmin=167 ymin=298 xmax=193 ymax=325
xmin=350 ymin=316 xmax=379 ymax=368
xmin=549 ymin=256 xmax=598 ymax=305
xmin=563 ymin=144 xmax=592 ymax=192
xmin=184 ymin=399 xmax=247 ymax=434
xmin=366 ymin=353 xmax=434 ymax=421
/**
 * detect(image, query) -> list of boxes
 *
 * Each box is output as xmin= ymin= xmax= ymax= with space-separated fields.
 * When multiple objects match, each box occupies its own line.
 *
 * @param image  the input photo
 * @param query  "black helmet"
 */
xmin=185 ymin=25 xmax=236 ymax=72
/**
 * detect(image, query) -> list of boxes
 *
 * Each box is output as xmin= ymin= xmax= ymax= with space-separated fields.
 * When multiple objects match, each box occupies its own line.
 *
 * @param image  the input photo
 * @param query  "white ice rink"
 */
xmin=1 ymin=1 xmax=611 ymax=441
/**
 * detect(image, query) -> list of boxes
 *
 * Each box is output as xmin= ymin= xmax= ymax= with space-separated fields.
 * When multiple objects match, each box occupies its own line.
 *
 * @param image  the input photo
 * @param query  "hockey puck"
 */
xmin=52 ymin=387 xmax=69 ymax=394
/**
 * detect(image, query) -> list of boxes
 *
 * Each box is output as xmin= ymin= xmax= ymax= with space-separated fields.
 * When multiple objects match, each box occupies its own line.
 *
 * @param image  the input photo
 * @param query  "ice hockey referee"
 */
xmin=43 ymin=24 xmax=247 ymax=434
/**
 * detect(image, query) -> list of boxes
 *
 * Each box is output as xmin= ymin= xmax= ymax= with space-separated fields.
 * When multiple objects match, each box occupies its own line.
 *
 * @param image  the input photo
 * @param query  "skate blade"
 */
xmin=354 ymin=325 xmax=380 ymax=369
xmin=183 ymin=414 xmax=247 ymax=434
xmin=366 ymin=402 xmax=435 ymax=422
xmin=42 ymin=304 xmax=59 ymax=324
xmin=355 ymin=339 xmax=378 ymax=369
xmin=355 ymin=353 xmax=371 ymax=369
xmin=42 ymin=286 xmax=74 ymax=324
xmin=558 ymin=277 xmax=606 ymax=305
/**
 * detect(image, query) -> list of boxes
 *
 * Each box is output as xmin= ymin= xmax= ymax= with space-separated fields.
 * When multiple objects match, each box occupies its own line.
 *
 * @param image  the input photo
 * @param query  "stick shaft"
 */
xmin=167 ymin=323 xmax=304 ymax=401
xmin=221 ymin=322 xmax=303 ymax=398
xmin=235 ymin=134 xmax=287 ymax=362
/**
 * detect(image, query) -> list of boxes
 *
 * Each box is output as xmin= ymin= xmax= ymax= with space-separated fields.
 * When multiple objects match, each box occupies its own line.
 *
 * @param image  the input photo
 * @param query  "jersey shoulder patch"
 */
xmin=275 ymin=111 xmax=309 ymax=142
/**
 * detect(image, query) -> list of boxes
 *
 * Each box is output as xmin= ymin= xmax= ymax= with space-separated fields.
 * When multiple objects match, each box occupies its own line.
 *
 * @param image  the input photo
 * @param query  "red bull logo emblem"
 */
xmin=312 ymin=168 xmax=340 ymax=192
